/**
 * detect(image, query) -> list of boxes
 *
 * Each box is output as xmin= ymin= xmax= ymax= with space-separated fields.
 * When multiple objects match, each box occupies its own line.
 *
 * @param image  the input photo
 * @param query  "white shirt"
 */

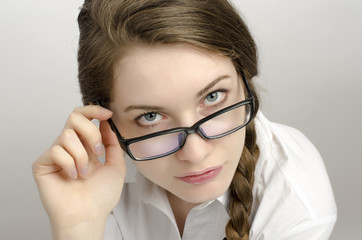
xmin=104 ymin=112 xmax=337 ymax=240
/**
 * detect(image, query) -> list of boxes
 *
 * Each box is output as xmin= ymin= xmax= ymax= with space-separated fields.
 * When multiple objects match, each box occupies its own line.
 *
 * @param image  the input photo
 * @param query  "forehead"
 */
xmin=111 ymin=44 xmax=238 ymax=106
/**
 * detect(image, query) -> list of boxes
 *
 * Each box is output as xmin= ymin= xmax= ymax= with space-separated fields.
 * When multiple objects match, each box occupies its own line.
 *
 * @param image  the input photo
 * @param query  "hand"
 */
xmin=32 ymin=105 xmax=126 ymax=239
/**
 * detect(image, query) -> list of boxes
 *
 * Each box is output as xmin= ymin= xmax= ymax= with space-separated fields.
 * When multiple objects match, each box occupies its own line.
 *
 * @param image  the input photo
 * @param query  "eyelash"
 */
xmin=202 ymin=88 xmax=229 ymax=108
xmin=134 ymin=112 xmax=165 ymax=128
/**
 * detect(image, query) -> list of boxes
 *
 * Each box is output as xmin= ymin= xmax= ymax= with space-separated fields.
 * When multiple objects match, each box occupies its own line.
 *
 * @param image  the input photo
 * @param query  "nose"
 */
xmin=174 ymin=131 xmax=213 ymax=163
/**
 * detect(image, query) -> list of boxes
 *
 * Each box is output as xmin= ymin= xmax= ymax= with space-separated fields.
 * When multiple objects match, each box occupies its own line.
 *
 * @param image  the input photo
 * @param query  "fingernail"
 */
xmin=80 ymin=166 xmax=88 ymax=177
xmin=71 ymin=168 xmax=78 ymax=179
xmin=94 ymin=143 xmax=104 ymax=156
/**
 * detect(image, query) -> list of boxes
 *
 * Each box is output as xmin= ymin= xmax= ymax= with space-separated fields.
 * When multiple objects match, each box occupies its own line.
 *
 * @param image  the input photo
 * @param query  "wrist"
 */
xmin=51 ymin=217 xmax=107 ymax=240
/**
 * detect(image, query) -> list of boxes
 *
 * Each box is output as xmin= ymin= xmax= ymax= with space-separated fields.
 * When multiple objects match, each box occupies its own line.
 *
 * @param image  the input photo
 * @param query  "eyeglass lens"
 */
xmin=128 ymin=103 xmax=250 ymax=160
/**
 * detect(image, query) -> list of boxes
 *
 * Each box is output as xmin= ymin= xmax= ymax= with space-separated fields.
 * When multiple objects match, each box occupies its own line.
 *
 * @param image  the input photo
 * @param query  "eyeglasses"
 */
xmin=99 ymin=72 xmax=255 ymax=161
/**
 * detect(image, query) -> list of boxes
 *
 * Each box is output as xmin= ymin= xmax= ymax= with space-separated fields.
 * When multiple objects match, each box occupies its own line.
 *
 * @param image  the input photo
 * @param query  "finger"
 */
xmin=100 ymin=121 xmax=126 ymax=174
xmin=34 ymin=145 xmax=78 ymax=179
xmin=73 ymin=105 xmax=113 ymax=121
xmin=79 ymin=134 xmax=100 ymax=170
xmin=59 ymin=129 xmax=89 ymax=178
xmin=63 ymin=111 xmax=105 ymax=156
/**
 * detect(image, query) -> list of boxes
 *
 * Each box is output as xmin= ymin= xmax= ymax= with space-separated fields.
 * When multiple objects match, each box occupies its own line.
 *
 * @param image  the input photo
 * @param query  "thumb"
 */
xmin=100 ymin=120 xmax=126 ymax=171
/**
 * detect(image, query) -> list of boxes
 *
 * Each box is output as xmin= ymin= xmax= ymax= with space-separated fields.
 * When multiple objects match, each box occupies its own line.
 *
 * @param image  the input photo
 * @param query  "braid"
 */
xmin=225 ymin=119 xmax=260 ymax=240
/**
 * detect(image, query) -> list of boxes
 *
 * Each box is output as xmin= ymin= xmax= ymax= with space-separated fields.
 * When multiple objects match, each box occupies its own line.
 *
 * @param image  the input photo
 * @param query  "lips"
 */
xmin=177 ymin=166 xmax=223 ymax=185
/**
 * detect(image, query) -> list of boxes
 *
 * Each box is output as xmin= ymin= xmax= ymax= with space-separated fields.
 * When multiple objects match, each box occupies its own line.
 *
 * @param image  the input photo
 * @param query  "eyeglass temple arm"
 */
xmin=94 ymin=100 xmax=127 ymax=145
xmin=240 ymin=71 xmax=253 ymax=99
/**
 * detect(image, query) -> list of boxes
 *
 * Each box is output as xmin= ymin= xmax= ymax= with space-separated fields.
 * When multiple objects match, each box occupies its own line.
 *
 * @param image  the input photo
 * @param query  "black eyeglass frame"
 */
xmin=98 ymin=72 xmax=255 ymax=161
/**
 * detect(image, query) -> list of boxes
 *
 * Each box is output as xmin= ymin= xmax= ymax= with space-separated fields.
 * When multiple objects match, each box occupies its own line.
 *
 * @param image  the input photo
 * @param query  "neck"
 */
xmin=167 ymin=191 xmax=200 ymax=237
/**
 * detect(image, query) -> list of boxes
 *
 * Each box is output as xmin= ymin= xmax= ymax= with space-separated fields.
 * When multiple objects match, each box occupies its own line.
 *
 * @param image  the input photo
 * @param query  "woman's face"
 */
xmin=110 ymin=44 xmax=246 ymax=204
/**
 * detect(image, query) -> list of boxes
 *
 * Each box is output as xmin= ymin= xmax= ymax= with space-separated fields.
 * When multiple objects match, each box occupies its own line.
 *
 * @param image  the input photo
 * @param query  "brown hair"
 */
xmin=78 ymin=0 xmax=260 ymax=239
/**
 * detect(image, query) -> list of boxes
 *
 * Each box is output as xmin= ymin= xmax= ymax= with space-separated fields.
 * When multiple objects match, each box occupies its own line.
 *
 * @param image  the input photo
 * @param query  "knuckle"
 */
xmin=47 ymin=145 xmax=63 ymax=161
xmin=49 ymin=145 xmax=62 ymax=156
xmin=61 ymin=128 xmax=76 ymax=141
xmin=68 ymin=111 xmax=81 ymax=122
xmin=49 ymin=145 xmax=74 ymax=167
xmin=72 ymin=106 xmax=84 ymax=113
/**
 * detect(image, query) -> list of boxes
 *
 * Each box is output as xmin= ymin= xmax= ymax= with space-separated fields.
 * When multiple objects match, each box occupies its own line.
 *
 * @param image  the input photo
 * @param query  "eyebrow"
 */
xmin=124 ymin=74 xmax=231 ymax=113
xmin=197 ymin=74 xmax=230 ymax=97
xmin=125 ymin=105 xmax=164 ymax=112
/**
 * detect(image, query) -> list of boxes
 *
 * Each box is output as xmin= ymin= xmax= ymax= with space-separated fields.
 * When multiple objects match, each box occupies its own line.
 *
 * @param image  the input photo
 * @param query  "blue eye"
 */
xmin=206 ymin=92 xmax=219 ymax=102
xmin=144 ymin=113 xmax=157 ymax=121
xmin=137 ymin=112 xmax=163 ymax=127
xmin=203 ymin=90 xmax=226 ymax=106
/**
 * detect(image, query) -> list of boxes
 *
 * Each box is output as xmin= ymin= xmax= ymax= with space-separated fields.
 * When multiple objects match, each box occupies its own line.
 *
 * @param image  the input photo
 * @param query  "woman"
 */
xmin=32 ymin=0 xmax=337 ymax=239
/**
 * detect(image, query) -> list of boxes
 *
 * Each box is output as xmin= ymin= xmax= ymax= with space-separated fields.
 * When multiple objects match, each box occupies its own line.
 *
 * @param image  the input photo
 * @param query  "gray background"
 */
xmin=0 ymin=0 xmax=361 ymax=239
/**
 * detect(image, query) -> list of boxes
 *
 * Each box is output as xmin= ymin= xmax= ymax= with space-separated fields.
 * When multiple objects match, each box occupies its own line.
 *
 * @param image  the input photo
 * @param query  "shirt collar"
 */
xmin=253 ymin=111 xmax=272 ymax=191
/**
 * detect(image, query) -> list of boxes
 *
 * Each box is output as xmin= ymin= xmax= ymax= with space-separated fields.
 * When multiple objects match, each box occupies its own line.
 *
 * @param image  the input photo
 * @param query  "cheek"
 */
xmin=134 ymin=159 xmax=170 ymax=184
xmin=219 ymin=128 xmax=246 ymax=162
